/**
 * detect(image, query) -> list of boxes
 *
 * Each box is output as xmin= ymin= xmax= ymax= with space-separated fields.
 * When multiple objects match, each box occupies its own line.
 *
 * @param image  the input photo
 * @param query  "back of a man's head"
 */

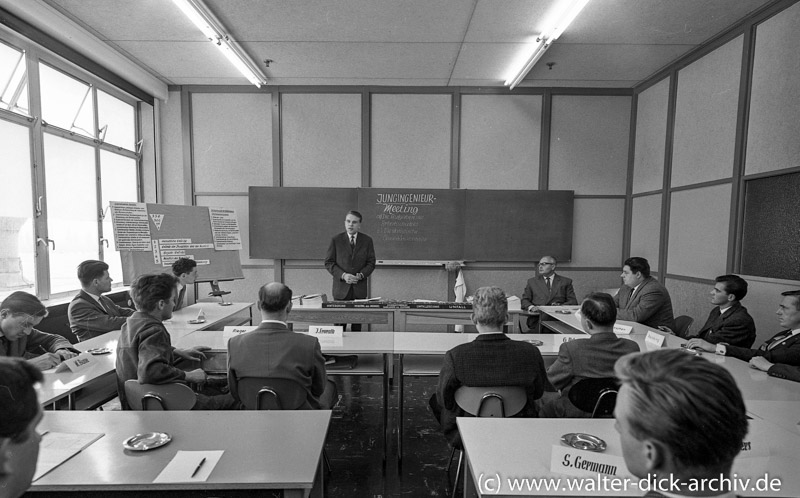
xmin=580 ymin=292 xmax=617 ymax=328
xmin=471 ymin=286 xmax=507 ymax=329
xmin=258 ymin=282 xmax=293 ymax=314
xmin=0 ymin=357 xmax=44 ymax=498
xmin=614 ymin=349 xmax=747 ymax=478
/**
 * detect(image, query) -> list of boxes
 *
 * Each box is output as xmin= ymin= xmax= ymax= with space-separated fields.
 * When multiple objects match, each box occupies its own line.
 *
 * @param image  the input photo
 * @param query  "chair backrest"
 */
xmin=591 ymin=388 xmax=618 ymax=418
xmin=454 ymin=386 xmax=527 ymax=418
xmin=237 ymin=377 xmax=309 ymax=410
xmin=123 ymin=380 xmax=196 ymax=410
xmin=673 ymin=315 xmax=694 ymax=338
xmin=567 ymin=377 xmax=619 ymax=415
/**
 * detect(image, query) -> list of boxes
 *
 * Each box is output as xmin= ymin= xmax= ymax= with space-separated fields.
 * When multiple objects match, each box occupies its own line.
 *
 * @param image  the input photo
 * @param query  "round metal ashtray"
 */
xmin=87 ymin=347 xmax=112 ymax=355
xmin=187 ymin=318 xmax=206 ymax=324
xmin=525 ymin=339 xmax=544 ymax=346
xmin=561 ymin=433 xmax=607 ymax=452
xmin=123 ymin=432 xmax=172 ymax=451
xmin=556 ymin=310 xmax=572 ymax=314
xmin=680 ymin=346 xmax=703 ymax=355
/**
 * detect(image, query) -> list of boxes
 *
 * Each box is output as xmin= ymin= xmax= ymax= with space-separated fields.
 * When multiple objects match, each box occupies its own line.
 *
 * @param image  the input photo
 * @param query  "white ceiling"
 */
xmin=39 ymin=0 xmax=773 ymax=88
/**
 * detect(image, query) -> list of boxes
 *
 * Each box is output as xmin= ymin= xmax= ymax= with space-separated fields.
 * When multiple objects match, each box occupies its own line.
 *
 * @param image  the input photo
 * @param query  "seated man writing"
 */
xmin=429 ymin=286 xmax=548 ymax=446
xmin=115 ymin=273 xmax=237 ymax=410
xmin=539 ymin=292 xmax=639 ymax=417
xmin=0 ymin=291 xmax=77 ymax=370
xmin=228 ymin=282 xmax=337 ymax=409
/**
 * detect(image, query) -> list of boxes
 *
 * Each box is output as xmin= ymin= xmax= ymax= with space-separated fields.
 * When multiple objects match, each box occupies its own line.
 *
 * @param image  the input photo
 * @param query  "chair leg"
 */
xmin=451 ymin=450 xmax=463 ymax=498
xmin=323 ymin=448 xmax=332 ymax=474
xmin=446 ymin=446 xmax=456 ymax=474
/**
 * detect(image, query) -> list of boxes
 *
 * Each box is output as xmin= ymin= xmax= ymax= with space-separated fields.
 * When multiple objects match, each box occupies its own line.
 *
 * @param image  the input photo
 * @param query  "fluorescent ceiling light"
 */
xmin=504 ymin=0 xmax=591 ymax=90
xmin=171 ymin=0 xmax=267 ymax=87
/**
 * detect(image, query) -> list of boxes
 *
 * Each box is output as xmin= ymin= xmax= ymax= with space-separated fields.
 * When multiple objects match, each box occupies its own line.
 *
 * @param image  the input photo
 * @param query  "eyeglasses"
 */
xmin=538 ymin=262 xmax=554 ymax=266
xmin=15 ymin=313 xmax=37 ymax=330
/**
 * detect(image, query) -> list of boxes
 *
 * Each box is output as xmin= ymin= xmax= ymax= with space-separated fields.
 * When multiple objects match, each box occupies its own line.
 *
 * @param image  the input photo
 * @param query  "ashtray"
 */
xmin=87 ymin=347 xmax=111 ymax=355
xmin=123 ymin=432 xmax=172 ymax=451
xmin=556 ymin=310 xmax=572 ymax=314
xmin=680 ymin=347 xmax=702 ymax=355
xmin=561 ymin=433 xmax=607 ymax=452
xmin=525 ymin=339 xmax=544 ymax=346
xmin=187 ymin=319 xmax=206 ymax=324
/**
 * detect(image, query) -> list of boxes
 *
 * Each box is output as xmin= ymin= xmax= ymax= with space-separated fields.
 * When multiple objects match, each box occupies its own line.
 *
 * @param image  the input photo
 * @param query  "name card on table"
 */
xmin=54 ymin=352 xmax=98 ymax=373
xmin=645 ymin=330 xmax=666 ymax=349
xmin=309 ymin=325 xmax=344 ymax=347
xmin=551 ymin=445 xmax=633 ymax=479
xmin=613 ymin=323 xmax=633 ymax=335
xmin=223 ymin=325 xmax=256 ymax=343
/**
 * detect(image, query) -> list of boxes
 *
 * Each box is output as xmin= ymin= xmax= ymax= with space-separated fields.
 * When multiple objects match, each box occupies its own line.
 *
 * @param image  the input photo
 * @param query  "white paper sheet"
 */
xmin=153 ymin=450 xmax=224 ymax=483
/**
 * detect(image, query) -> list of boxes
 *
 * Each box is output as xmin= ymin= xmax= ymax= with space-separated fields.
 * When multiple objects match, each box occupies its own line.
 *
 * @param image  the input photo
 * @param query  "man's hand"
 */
xmin=686 ymin=338 xmax=715 ymax=352
xmin=55 ymin=348 xmax=78 ymax=361
xmin=342 ymin=273 xmax=359 ymax=284
xmin=657 ymin=326 xmax=675 ymax=335
xmin=28 ymin=353 xmax=62 ymax=371
xmin=175 ymin=346 xmax=209 ymax=362
xmin=527 ymin=305 xmax=538 ymax=312
xmin=749 ymin=356 xmax=774 ymax=372
xmin=184 ymin=368 xmax=207 ymax=384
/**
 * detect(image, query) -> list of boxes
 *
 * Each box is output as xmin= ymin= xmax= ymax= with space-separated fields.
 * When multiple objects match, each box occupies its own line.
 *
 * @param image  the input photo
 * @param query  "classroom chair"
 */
xmin=567 ymin=377 xmax=619 ymax=418
xmin=124 ymin=380 xmax=196 ymax=410
xmin=673 ymin=315 xmax=695 ymax=338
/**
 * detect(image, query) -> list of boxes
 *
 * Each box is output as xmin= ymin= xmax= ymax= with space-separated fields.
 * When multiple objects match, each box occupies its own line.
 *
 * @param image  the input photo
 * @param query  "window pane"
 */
xmin=0 ymin=119 xmax=35 ymax=300
xmin=98 ymin=89 xmax=135 ymax=150
xmin=44 ymin=134 xmax=98 ymax=295
xmin=100 ymin=151 xmax=138 ymax=284
xmin=0 ymin=41 xmax=29 ymax=116
xmin=39 ymin=63 xmax=94 ymax=137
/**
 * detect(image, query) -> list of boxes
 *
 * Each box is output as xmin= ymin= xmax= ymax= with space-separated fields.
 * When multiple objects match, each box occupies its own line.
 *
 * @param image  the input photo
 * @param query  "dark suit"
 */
xmin=614 ymin=276 xmax=675 ymax=330
xmin=0 ymin=328 xmax=72 ymax=360
xmin=227 ymin=321 xmax=335 ymax=409
xmin=768 ymin=363 xmax=800 ymax=382
xmin=521 ymin=273 xmax=578 ymax=329
xmin=691 ymin=302 xmax=756 ymax=348
xmin=68 ymin=290 xmax=134 ymax=342
xmin=430 ymin=333 xmax=547 ymax=447
xmin=174 ymin=284 xmax=188 ymax=311
xmin=324 ymin=232 xmax=376 ymax=300
xmin=724 ymin=329 xmax=800 ymax=365
xmin=541 ymin=332 xmax=640 ymax=417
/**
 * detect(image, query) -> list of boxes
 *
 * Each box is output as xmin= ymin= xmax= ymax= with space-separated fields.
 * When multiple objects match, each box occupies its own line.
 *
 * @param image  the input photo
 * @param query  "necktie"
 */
xmin=99 ymin=296 xmax=114 ymax=315
xmin=545 ymin=277 xmax=551 ymax=291
xmin=350 ymin=235 xmax=355 ymax=248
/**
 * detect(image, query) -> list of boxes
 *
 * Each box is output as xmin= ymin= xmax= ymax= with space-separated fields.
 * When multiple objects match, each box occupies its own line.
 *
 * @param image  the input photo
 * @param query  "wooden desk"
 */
xmin=458 ymin=417 xmax=800 ymax=497
xmin=166 ymin=301 xmax=253 ymax=341
xmin=32 ymin=410 xmax=330 ymax=497
xmin=538 ymin=306 xmax=656 ymax=335
xmin=288 ymin=307 xmax=521 ymax=332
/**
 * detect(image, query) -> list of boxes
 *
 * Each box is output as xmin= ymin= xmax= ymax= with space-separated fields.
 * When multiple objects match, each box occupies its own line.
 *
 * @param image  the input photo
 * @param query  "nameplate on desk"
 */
xmin=550 ymin=444 xmax=632 ymax=479
xmin=645 ymin=331 xmax=665 ymax=348
xmin=560 ymin=335 xmax=585 ymax=343
xmin=309 ymin=325 xmax=344 ymax=347
xmin=223 ymin=326 xmax=256 ymax=342
xmin=54 ymin=352 xmax=97 ymax=373
xmin=613 ymin=323 xmax=633 ymax=335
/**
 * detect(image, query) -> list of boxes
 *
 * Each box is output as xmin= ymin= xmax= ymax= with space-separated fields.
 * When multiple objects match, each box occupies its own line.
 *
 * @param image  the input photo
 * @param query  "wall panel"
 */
xmin=630 ymin=194 xmax=662 ymax=272
xmin=161 ymin=90 xmax=185 ymax=205
xmin=632 ymin=79 xmax=669 ymax=194
xmin=663 ymin=277 xmax=711 ymax=336
xmin=570 ymin=198 xmax=624 ymax=267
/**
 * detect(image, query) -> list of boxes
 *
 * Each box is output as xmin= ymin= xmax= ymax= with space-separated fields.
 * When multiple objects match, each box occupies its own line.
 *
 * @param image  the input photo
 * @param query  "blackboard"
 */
xmin=248 ymin=187 xmax=574 ymax=261
xmin=741 ymin=171 xmax=800 ymax=280
xmin=113 ymin=202 xmax=244 ymax=284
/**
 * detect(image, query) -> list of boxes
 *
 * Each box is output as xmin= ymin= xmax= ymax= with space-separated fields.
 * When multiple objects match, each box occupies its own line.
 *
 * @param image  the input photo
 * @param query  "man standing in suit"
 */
xmin=68 ymin=260 xmax=134 ymax=341
xmin=521 ymin=256 xmax=577 ymax=331
xmin=688 ymin=289 xmax=800 ymax=365
xmin=685 ymin=274 xmax=756 ymax=347
xmin=613 ymin=257 xmax=675 ymax=330
xmin=228 ymin=282 xmax=337 ymax=409
xmin=429 ymin=286 xmax=548 ymax=447
xmin=614 ymin=349 xmax=747 ymax=497
xmin=539 ymin=292 xmax=639 ymax=417
xmin=324 ymin=210 xmax=376 ymax=331
xmin=171 ymin=257 xmax=198 ymax=311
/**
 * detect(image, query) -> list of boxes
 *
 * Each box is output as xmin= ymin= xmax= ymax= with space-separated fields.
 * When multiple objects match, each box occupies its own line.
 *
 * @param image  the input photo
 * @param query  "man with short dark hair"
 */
xmin=429 ymin=286 xmax=548 ymax=446
xmin=614 ymin=349 xmax=748 ymax=497
xmin=227 ymin=282 xmax=337 ymax=409
xmin=171 ymin=257 xmax=198 ymax=311
xmin=116 ymin=273 xmax=237 ymax=410
xmin=685 ymin=275 xmax=756 ymax=347
xmin=521 ymin=255 xmax=578 ymax=331
xmin=0 ymin=357 xmax=44 ymax=498
xmin=688 ymin=289 xmax=800 ymax=365
xmin=68 ymin=260 xmax=133 ymax=341
xmin=324 ymin=210 xmax=376 ymax=331
xmin=614 ymin=257 xmax=675 ymax=330
xmin=540 ymin=292 xmax=639 ymax=417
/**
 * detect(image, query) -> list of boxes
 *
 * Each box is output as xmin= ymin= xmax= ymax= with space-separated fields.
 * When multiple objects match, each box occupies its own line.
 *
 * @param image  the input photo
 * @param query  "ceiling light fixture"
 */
xmin=171 ymin=0 xmax=267 ymax=87
xmin=504 ymin=0 xmax=591 ymax=90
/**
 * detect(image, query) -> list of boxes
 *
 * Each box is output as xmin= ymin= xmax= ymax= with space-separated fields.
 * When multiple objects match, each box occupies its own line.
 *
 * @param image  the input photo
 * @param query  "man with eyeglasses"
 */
xmin=521 ymin=256 xmax=577 ymax=332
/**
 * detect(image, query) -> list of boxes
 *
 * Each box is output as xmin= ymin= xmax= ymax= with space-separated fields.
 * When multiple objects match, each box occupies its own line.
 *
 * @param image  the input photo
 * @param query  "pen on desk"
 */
xmin=191 ymin=457 xmax=206 ymax=477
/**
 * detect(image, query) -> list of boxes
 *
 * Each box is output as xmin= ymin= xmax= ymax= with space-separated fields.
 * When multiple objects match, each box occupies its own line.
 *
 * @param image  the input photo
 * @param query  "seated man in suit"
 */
xmin=1 ymin=291 xmax=77 ymax=371
xmin=614 ymin=349 xmax=747 ymax=497
xmin=228 ymin=282 xmax=337 ymax=409
xmin=521 ymin=255 xmax=577 ymax=332
xmin=429 ymin=286 xmax=548 ymax=447
xmin=749 ymin=357 xmax=800 ymax=382
xmin=539 ymin=292 xmax=639 ymax=417
xmin=116 ymin=273 xmax=238 ymax=410
xmin=684 ymin=274 xmax=755 ymax=347
xmin=688 ymin=289 xmax=800 ymax=365
xmin=171 ymin=257 xmax=198 ymax=311
xmin=0 ymin=357 xmax=44 ymax=498
xmin=614 ymin=257 xmax=675 ymax=330
xmin=68 ymin=260 xmax=134 ymax=341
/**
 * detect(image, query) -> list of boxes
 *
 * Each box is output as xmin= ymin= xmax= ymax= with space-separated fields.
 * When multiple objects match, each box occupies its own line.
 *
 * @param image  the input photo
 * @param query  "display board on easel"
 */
xmin=110 ymin=201 xmax=244 ymax=285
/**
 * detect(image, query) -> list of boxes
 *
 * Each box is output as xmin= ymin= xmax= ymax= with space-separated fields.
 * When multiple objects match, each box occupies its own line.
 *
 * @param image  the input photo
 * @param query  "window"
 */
xmin=39 ymin=63 xmax=95 ymax=137
xmin=0 ymin=40 xmax=29 ymax=116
